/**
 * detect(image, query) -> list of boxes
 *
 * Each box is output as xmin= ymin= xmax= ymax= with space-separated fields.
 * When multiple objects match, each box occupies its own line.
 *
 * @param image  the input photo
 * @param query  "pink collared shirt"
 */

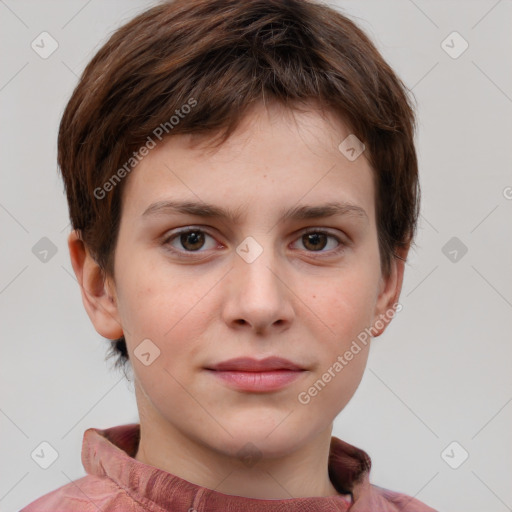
xmin=21 ymin=423 xmax=438 ymax=511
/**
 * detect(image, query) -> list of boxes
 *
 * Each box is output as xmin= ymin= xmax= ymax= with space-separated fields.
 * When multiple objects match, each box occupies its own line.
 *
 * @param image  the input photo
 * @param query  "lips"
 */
xmin=205 ymin=356 xmax=304 ymax=372
xmin=205 ymin=357 xmax=307 ymax=392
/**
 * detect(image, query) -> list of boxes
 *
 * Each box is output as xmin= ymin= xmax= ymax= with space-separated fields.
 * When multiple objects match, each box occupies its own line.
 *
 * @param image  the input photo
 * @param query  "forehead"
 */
xmin=120 ymin=102 xmax=376 ymax=224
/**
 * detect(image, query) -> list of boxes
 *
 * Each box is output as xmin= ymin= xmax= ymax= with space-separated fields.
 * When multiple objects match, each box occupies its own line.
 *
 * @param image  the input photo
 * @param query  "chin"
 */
xmin=209 ymin=419 xmax=315 ymax=460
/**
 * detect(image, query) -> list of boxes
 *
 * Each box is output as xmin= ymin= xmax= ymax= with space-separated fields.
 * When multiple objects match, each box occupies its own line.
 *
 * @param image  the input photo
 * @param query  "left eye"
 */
xmin=291 ymin=230 xmax=342 ymax=253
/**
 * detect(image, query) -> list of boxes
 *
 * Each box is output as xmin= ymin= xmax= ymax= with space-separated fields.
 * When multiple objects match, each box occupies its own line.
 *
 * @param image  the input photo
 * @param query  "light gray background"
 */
xmin=1 ymin=1 xmax=511 ymax=511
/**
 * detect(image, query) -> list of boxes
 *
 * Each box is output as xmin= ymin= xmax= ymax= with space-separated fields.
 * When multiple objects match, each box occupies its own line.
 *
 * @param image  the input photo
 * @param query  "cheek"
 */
xmin=117 ymin=266 xmax=215 ymax=364
xmin=309 ymin=270 xmax=378 ymax=344
xmin=293 ymin=272 xmax=376 ymax=408
xmin=322 ymin=348 xmax=370 ymax=414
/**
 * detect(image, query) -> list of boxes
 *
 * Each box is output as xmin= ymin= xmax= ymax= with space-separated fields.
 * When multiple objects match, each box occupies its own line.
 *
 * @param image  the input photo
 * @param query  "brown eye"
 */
xmin=302 ymin=232 xmax=328 ymax=251
xmin=164 ymin=228 xmax=217 ymax=254
xmin=293 ymin=230 xmax=343 ymax=254
xmin=179 ymin=230 xmax=205 ymax=251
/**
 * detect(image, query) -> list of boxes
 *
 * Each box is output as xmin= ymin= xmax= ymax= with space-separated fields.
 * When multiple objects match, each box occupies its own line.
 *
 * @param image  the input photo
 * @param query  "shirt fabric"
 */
xmin=21 ymin=423 xmax=438 ymax=511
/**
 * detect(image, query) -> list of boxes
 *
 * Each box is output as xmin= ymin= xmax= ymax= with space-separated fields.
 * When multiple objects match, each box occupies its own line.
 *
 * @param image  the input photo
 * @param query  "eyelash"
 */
xmin=162 ymin=227 xmax=347 ymax=259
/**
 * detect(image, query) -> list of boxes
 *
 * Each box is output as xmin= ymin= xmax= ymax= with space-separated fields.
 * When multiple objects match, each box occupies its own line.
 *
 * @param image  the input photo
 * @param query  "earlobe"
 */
xmin=371 ymin=245 xmax=409 ymax=337
xmin=67 ymin=230 xmax=124 ymax=340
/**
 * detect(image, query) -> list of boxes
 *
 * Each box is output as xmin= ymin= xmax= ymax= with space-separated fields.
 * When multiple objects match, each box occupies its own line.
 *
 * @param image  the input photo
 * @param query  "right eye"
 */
xmin=163 ymin=227 xmax=220 ymax=256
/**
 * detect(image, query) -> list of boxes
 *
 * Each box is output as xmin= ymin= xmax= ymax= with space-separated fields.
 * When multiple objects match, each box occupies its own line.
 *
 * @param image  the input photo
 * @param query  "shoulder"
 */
xmin=19 ymin=474 xmax=132 ymax=512
xmin=370 ymin=483 xmax=439 ymax=512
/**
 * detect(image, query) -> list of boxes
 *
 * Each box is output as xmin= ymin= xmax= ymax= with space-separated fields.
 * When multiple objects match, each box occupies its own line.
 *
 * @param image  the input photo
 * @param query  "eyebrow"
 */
xmin=141 ymin=199 xmax=368 ymax=223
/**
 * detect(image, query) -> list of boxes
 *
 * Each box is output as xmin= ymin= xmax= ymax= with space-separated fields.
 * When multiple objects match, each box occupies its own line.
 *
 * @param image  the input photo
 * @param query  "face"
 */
xmin=77 ymin=101 xmax=405 ymax=460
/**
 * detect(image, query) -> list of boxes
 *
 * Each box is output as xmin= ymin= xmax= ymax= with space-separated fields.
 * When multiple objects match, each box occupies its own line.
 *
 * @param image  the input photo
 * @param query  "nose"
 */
xmin=222 ymin=242 xmax=295 ymax=335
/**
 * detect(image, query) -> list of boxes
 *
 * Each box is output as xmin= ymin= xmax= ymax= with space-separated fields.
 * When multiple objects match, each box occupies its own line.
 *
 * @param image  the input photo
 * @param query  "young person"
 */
xmin=22 ymin=0 xmax=437 ymax=510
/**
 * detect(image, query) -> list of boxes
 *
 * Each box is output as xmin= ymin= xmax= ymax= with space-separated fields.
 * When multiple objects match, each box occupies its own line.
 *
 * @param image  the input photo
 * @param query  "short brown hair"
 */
xmin=58 ymin=0 xmax=420 ymax=372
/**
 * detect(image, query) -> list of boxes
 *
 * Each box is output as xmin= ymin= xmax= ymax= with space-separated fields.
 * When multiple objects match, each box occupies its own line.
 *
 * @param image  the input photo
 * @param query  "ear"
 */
xmin=67 ymin=230 xmax=124 ymax=340
xmin=371 ymin=244 xmax=409 ymax=337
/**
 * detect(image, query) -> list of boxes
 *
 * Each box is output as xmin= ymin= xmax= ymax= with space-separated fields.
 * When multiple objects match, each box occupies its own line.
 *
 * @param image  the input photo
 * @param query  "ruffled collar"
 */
xmin=81 ymin=423 xmax=420 ymax=511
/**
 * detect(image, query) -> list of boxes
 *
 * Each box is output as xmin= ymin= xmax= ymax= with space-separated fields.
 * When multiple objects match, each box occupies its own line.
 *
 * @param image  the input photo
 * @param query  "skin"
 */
xmin=68 ymin=100 xmax=409 ymax=500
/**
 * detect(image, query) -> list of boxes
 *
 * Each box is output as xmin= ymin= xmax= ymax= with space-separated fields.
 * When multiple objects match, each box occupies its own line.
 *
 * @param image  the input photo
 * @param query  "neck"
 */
xmin=133 ymin=387 xmax=340 ymax=499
